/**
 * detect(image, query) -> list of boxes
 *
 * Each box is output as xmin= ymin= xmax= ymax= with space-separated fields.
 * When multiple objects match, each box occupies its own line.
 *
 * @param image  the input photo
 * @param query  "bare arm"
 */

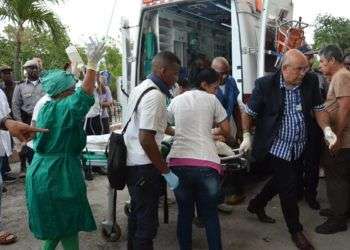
xmin=217 ymin=119 xmax=230 ymax=139
xmin=139 ymin=129 xmax=169 ymax=174
xmin=314 ymin=110 xmax=330 ymax=131
xmin=241 ymin=111 xmax=254 ymax=133
xmin=82 ymin=69 xmax=96 ymax=95
xmin=334 ymin=96 xmax=350 ymax=136
xmin=165 ymin=126 xmax=175 ymax=136
xmin=101 ymin=101 xmax=113 ymax=108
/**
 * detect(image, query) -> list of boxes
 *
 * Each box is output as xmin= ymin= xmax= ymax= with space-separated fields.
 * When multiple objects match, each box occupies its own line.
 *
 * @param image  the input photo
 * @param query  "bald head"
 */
xmin=211 ymin=57 xmax=230 ymax=84
xmin=212 ymin=57 xmax=230 ymax=71
xmin=152 ymin=51 xmax=180 ymax=72
xmin=282 ymin=49 xmax=308 ymax=68
xmin=152 ymin=51 xmax=181 ymax=87
xmin=281 ymin=49 xmax=309 ymax=86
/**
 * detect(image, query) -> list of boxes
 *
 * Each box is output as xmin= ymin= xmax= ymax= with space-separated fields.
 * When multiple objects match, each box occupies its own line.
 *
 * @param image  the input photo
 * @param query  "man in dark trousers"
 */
xmin=239 ymin=49 xmax=335 ymax=250
xmin=12 ymin=60 xmax=45 ymax=177
xmin=0 ymin=65 xmax=17 ymax=182
xmin=124 ymin=51 xmax=180 ymax=250
xmin=297 ymin=44 xmax=328 ymax=210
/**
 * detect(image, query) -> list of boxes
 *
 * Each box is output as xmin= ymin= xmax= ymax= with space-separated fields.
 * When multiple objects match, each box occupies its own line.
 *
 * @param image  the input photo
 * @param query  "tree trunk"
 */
xmin=14 ymin=24 xmax=23 ymax=81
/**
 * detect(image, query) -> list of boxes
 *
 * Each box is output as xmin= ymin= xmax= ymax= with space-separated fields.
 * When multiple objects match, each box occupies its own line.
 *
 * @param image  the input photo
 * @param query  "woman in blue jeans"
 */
xmin=167 ymin=68 xmax=230 ymax=250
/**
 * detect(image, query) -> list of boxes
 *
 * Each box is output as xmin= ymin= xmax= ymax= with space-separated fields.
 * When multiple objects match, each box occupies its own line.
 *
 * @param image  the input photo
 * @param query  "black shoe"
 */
xmin=92 ymin=166 xmax=108 ymax=175
xmin=291 ymin=232 xmax=315 ymax=250
xmin=319 ymin=208 xmax=334 ymax=217
xmin=315 ymin=218 xmax=347 ymax=234
xmin=247 ymin=201 xmax=276 ymax=223
xmin=305 ymin=197 xmax=320 ymax=210
xmin=85 ymin=169 xmax=94 ymax=181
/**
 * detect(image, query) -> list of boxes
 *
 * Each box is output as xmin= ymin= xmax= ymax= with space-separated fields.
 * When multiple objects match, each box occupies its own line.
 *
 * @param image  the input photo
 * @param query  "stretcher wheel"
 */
xmin=124 ymin=202 xmax=131 ymax=217
xmin=101 ymin=223 xmax=121 ymax=242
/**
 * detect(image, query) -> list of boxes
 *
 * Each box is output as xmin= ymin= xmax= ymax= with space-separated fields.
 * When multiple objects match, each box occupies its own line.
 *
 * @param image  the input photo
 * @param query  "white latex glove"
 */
xmin=216 ymin=141 xmax=234 ymax=156
xmin=86 ymin=38 xmax=106 ymax=71
xmin=323 ymin=126 xmax=337 ymax=148
xmin=162 ymin=171 xmax=179 ymax=190
xmin=239 ymin=132 xmax=251 ymax=154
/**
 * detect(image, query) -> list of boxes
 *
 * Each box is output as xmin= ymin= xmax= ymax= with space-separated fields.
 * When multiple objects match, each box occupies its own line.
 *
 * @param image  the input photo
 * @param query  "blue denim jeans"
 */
xmin=172 ymin=167 xmax=222 ymax=250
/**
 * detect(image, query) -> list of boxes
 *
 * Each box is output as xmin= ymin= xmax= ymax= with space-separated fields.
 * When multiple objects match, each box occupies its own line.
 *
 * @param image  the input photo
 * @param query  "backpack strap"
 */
xmin=122 ymin=87 xmax=157 ymax=135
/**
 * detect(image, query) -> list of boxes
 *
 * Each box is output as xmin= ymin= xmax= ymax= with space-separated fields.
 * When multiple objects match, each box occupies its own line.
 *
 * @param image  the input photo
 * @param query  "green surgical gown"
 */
xmin=26 ymin=87 xmax=97 ymax=240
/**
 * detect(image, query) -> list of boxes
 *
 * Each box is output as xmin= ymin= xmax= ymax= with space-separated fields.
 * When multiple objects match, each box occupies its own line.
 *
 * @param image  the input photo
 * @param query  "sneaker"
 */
xmin=315 ymin=218 xmax=347 ymax=234
xmin=225 ymin=194 xmax=246 ymax=206
xmin=217 ymin=203 xmax=233 ymax=214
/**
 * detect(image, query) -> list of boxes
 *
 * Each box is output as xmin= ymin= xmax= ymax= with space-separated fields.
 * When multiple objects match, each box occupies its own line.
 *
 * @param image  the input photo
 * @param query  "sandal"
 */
xmin=0 ymin=231 xmax=17 ymax=245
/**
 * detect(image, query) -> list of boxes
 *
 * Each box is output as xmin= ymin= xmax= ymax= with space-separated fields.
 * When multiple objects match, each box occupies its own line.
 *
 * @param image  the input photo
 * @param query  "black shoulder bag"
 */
xmin=107 ymin=87 xmax=156 ymax=190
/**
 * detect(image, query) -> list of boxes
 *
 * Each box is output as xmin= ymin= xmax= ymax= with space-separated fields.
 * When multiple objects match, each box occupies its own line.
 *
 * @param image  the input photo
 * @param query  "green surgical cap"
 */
xmin=42 ymin=69 xmax=76 ymax=97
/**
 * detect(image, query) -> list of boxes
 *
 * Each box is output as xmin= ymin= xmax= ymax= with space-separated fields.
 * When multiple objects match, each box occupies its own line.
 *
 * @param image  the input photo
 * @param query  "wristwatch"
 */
xmin=0 ymin=115 xmax=11 ymax=130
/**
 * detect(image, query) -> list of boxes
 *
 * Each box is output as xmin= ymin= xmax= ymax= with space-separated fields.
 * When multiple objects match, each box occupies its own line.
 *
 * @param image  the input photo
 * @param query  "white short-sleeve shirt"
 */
xmin=0 ymin=89 xmax=12 ymax=156
xmin=124 ymin=79 xmax=168 ymax=165
xmin=167 ymin=89 xmax=227 ymax=164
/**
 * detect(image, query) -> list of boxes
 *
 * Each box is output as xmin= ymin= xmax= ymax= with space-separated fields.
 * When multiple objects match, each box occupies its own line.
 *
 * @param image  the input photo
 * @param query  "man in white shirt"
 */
xmin=0 ymin=89 xmax=16 ymax=245
xmin=124 ymin=51 xmax=180 ymax=250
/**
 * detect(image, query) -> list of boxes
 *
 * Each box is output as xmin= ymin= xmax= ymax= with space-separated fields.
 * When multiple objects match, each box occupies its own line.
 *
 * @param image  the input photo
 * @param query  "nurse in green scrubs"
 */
xmin=25 ymin=41 xmax=105 ymax=250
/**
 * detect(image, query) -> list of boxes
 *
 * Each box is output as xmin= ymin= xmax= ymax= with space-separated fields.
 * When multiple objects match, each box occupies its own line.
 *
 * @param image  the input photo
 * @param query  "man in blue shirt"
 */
xmin=239 ymin=49 xmax=336 ymax=250
xmin=212 ymin=57 xmax=244 ymax=210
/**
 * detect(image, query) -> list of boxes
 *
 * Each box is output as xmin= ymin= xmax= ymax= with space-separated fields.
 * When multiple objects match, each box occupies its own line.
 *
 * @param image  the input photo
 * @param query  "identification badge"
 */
xmin=296 ymin=104 xmax=302 ymax=111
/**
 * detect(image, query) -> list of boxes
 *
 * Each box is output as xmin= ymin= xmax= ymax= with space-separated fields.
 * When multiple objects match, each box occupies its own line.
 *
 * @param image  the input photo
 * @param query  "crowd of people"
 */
xmin=0 ymin=41 xmax=349 ymax=250
xmin=122 ymin=45 xmax=350 ymax=250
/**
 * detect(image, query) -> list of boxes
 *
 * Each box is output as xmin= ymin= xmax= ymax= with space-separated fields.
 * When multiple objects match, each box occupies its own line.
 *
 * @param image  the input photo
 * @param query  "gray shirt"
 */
xmin=12 ymin=79 xmax=45 ymax=122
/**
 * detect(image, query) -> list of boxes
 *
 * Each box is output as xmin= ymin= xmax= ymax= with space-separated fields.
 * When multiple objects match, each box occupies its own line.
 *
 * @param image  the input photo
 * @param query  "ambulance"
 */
xmin=119 ymin=0 xmax=302 ymax=119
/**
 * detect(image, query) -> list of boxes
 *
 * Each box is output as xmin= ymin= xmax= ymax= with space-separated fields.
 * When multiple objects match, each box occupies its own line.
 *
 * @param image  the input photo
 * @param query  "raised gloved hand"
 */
xmin=239 ymin=132 xmax=251 ymax=154
xmin=162 ymin=171 xmax=179 ymax=190
xmin=86 ymin=38 xmax=105 ymax=71
xmin=323 ymin=126 xmax=337 ymax=149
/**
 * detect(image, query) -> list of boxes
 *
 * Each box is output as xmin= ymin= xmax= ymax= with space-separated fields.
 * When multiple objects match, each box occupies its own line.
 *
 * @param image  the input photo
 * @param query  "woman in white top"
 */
xmin=167 ymin=68 xmax=230 ymax=250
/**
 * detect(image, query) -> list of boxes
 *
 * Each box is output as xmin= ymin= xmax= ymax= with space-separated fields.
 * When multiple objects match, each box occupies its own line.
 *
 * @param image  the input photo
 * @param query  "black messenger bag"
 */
xmin=107 ymin=87 xmax=156 ymax=190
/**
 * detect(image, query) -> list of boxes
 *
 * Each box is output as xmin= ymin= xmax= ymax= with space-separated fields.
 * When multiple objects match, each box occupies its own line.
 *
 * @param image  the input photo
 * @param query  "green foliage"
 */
xmin=98 ymin=37 xmax=122 ymax=98
xmin=0 ymin=0 xmax=66 ymax=79
xmin=314 ymin=15 xmax=350 ymax=52
xmin=1 ymin=24 xmax=70 ymax=71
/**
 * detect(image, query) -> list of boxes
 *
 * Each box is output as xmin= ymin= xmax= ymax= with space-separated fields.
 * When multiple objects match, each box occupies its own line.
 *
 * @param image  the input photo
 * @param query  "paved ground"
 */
xmin=2 ymin=164 xmax=350 ymax=250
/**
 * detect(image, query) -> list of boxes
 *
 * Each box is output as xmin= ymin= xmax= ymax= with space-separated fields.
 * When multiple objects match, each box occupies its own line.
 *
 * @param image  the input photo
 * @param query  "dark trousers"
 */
xmin=19 ymin=111 xmax=34 ymax=172
xmin=172 ymin=167 xmax=222 ymax=250
xmin=19 ymin=144 xmax=34 ymax=172
xmin=251 ymin=154 xmax=303 ymax=234
xmin=127 ymin=164 xmax=161 ymax=250
xmin=101 ymin=117 xmax=110 ymax=134
xmin=300 ymin=126 xmax=324 ymax=199
xmin=85 ymin=115 xmax=102 ymax=135
xmin=222 ymin=173 xmax=244 ymax=196
xmin=1 ymin=155 xmax=11 ymax=178
xmin=323 ymin=148 xmax=350 ymax=221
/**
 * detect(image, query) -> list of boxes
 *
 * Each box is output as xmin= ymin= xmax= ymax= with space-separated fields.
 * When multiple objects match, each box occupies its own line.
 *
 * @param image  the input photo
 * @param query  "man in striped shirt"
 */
xmin=239 ymin=49 xmax=336 ymax=250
